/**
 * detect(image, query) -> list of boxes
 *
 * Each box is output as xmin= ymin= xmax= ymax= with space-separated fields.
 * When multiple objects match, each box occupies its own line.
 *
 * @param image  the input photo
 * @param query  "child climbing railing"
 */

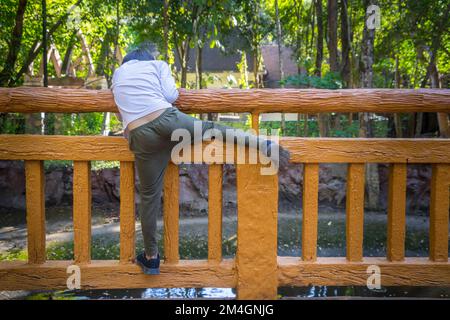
xmin=0 ymin=88 xmax=449 ymax=299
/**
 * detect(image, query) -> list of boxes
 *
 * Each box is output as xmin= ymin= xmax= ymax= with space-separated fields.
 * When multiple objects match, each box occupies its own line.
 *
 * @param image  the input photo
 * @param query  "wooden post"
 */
xmin=236 ymin=160 xmax=278 ymax=299
xmin=429 ymin=164 xmax=450 ymax=262
xmin=163 ymin=162 xmax=179 ymax=264
xmin=346 ymin=163 xmax=365 ymax=262
xmin=251 ymin=112 xmax=259 ymax=134
xmin=73 ymin=161 xmax=92 ymax=264
xmin=387 ymin=163 xmax=406 ymax=261
xmin=302 ymin=163 xmax=319 ymax=261
xmin=120 ymin=161 xmax=135 ymax=263
xmin=25 ymin=160 xmax=46 ymax=264
xmin=208 ymin=164 xmax=223 ymax=263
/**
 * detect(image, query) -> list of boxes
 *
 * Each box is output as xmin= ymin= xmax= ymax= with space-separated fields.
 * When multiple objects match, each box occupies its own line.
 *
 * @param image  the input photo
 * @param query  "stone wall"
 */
xmin=0 ymin=160 xmax=432 ymax=215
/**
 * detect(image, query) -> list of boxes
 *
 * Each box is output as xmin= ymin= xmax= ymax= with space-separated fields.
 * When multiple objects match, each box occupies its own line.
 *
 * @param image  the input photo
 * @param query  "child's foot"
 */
xmin=136 ymin=252 xmax=160 ymax=275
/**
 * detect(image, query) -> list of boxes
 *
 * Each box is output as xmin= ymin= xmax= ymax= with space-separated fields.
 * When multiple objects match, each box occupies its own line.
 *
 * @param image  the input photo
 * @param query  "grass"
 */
xmin=0 ymin=234 xmax=237 ymax=261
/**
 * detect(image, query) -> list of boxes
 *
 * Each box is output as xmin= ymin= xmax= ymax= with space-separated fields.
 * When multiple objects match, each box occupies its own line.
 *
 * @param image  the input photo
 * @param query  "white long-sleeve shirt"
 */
xmin=111 ymin=59 xmax=179 ymax=130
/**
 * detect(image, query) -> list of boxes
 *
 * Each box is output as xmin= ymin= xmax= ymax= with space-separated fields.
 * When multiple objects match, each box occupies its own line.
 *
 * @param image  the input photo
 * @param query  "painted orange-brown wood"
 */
xmin=25 ymin=160 xmax=46 ymax=264
xmin=73 ymin=161 xmax=92 ymax=264
xmin=251 ymin=112 xmax=259 ymax=134
xmin=0 ymin=260 xmax=236 ymax=291
xmin=163 ymin=162 xmax=179 ymax=264
xmin=120 ymin=161 xmax=135 ymax=264
xmin=236 ymin=160 xmax=278 ymax=300
xmin=1 ymin=87 xmax=450 ymax=113
xmin=429 ymin=164 xmax=450 ymax=262
xmin=346 ymin=163 xmax=365 ymax=262
xmin=1 ymin=258 xmax=449 ymax=290
xmin=278 ymin=257 xmax=450 ymax=286
xmin=302 ymin=163 xmax=319 ymax=261
xmin=3 ymin=135 xmax=450 ymax=164
xmin=208 ymin=164 xmax=223 ymax=263
xmin=387 ymin=163 xmax=407 ymax=261
xmin=0 ymin=135 xmax=134 ymax=161
xmin=280 ymin=137 xmax=450 ymax=163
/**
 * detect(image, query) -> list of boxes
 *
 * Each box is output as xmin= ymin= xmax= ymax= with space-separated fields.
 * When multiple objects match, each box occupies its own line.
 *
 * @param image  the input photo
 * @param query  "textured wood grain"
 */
xmin=119 ymin=161 xmax=135 ymax=264
xmin=163 ymin=162 xmax=179 ymax=264
xmin=280 ymin=137 xmax=450 ymax=163
xmin=73 ymin=161 xmax=92 ymax=264
xmin=236 ymin=161 xmax=278 ymax=300
xmin=208 ymin=164 xmax=223 ymax=263
xmin=302 ymin=163 xmax=319 ymax=261
xmin=1 ymin=258 xmax=449 ymax=290
xmin=2 ymin=135 xmax=450 ymax=164
xmin=346 ymin=163 xmax=365 ymax=262
xmin=0 ymin=135 xmax=134 ymax=161
xmin=0 ymin=260 xmax=236 ymax=291
xmin=387 ymin=164 xmax=407 ymax=261
xmin=429 ymin=164 xmax=450 ymax=262
xmin=1 ymin=87 xmax=450 ymax=113
xmin=278 ymin=257 xmax=450 ymax=286
xmin=25 ymin=160 xmax=46 ymax=264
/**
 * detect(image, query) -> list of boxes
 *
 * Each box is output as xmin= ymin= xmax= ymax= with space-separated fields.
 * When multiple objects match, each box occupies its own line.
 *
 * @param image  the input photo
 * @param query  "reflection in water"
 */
xmin=140 ymin=288 xmax=235 ymax=299
xmin=20 ymin=286 xmax=449 ymax=300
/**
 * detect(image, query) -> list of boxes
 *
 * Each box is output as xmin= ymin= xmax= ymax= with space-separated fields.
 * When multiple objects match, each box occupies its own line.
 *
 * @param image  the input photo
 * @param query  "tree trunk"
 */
xmin=61 ymin=30 xmax=77 ymax=76
xmin=275 ymin=0 xmax=284 ymax=82
xmin=314 ymin=0 xmax=323 ymax=77
xmin=10 ymin=0 xmax=83 ymax=86
xmin=295 ymin=0 xmax=303 ymax=74
xmin=393 ymin=55 xmax=403 ymax=138
xmin=430 ymin=61 xmax=449 ymax=137
xmin=0 ymin=0 xmax=28 ymax=86
xmin=303 ymin=114 xmax=309 ymax=136
xmin=174 ymin=36 xmax=190 ymax=89
xmin=327 ymin=0 xmax=339 ymax=73
xmin=96 ymin=29 xmax=111 ymax=77
xmin=275 ymin=0 xmax=285 ymax=133
xmin=195 ymin=45 xmax=203 ymax=89
xmin=163 ymin=0 xmax=169 ymax=61
xmin=340 ymin=0 xmax=351 ymax=87
xmin=360 ymin=0 xmax=379 ymax=210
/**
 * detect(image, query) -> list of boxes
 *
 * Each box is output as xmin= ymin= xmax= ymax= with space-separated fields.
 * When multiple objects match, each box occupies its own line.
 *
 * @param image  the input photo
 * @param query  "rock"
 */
xmin=0 ymin=160 xmax=434 ymax=216
xmin=45 ymin=169 xmax=65 ymax=206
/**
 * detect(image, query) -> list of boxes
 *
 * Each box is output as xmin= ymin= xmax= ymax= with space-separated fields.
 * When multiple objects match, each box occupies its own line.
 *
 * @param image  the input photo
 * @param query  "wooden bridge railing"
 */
xmin=0 ymin=88 xmax=449 ymax=299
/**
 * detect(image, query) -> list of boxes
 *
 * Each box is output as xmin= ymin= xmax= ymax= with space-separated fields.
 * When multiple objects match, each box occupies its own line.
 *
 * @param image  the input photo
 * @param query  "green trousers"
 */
xmin=128 ymin=107 xmax=272 ymax=257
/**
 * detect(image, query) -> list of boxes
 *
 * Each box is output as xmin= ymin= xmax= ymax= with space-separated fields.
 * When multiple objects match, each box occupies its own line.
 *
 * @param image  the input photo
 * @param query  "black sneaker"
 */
xmin=136 ymin=252 xmax=160 ymax=275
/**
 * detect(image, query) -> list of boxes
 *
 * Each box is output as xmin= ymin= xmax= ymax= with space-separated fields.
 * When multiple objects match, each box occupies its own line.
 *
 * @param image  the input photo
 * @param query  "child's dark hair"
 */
xmin=122 ymin=47 xmax=155 ymax=65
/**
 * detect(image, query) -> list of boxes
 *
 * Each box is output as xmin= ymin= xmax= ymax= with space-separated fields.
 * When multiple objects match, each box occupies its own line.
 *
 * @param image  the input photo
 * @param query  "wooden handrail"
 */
xmin=1 ymin=135 xmax=450 ymax=163
xmin=1 ymin=87 xmax=450 ymax=113
xmin=0 ymin=88 xmax=449 ymax=299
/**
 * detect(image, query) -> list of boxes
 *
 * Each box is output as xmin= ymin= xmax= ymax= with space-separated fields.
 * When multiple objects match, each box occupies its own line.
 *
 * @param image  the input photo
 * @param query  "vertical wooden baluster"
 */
xmin=236 ymin=158 xmax=278 ymax=300
xmin=25 ymin=160 xmax=46 ymax=264
xmin=387 ymin=163 xmax=407 ymax=261
xmin=429 ymin=164 xmax=450 ymax=262
xmin=251 ymin=112 xmax=259 ymax=134
xmin=208 ymin=164 xmax=223 ymax=262
xmin=73 ymin=161 xmax=92 ymax=264
xmin=346 ymin=163 xmax=365 ymax=262
xmin=302 ymin=163 xmax=319 ymax=261
xmin=164 ymin=162 xmax=179 ymax=263
xmin=120 ymin=161 xmax=135 ymax=263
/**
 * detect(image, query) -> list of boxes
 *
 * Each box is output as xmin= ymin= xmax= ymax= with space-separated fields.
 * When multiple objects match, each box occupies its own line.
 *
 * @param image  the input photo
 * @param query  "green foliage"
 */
xmin=280 ymin=72 xmax=343 ymax=89
xmin=1 ymin=0 xmax=449 ymax=137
